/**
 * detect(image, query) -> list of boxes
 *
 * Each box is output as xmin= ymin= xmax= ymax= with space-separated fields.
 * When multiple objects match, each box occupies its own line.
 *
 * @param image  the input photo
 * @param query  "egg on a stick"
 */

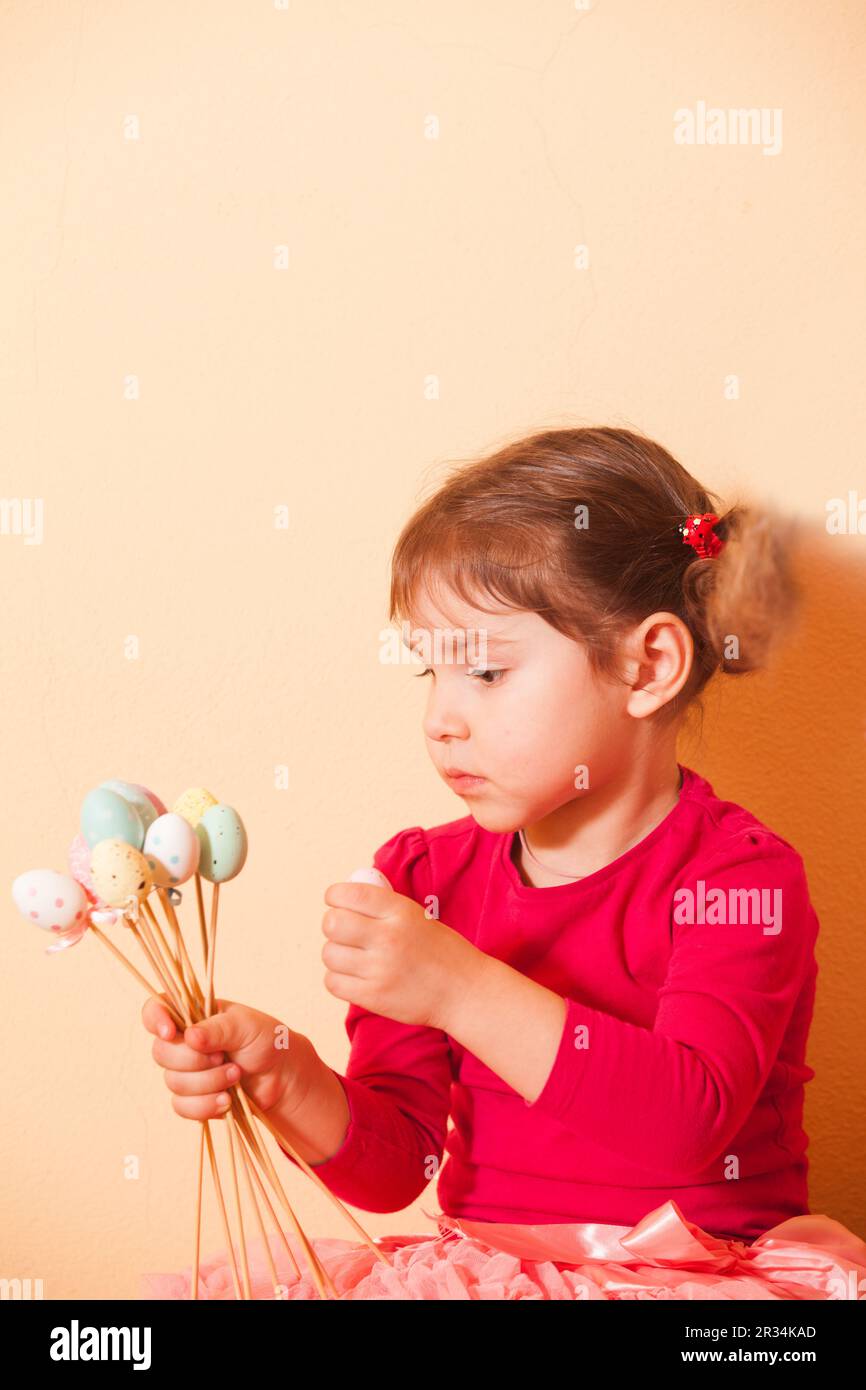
xmin=89 ymin=839 xmax=186 ymax=1021
xmin=195 ymin=804 xmax=248 ymax=1016
xmin=348 ymin=867 xmax=392 ymax=888
xmin=80 ymin=787 xmax=145 ymax=851
xmin=172 ymin=787 xmax=219 ymax=967
xmin=99 ymin=780 xmax=164 ymax=837
xmin=143 ymin=814 xmax=204 ymax=1012
xmin=11 ymin=868 xmax=90 ymax=953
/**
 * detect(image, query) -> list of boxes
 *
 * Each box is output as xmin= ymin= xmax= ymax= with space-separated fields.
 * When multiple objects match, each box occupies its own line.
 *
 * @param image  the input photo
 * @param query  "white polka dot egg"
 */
xmin=143 ymin=813 xmax=200 ymax=888
xmin=12 ymin=869 xmax=90 ymax=933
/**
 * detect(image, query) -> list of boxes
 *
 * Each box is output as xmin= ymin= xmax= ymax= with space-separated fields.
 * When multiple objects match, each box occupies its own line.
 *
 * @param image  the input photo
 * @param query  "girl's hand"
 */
xmin=140 ymin=995 xmax=311 ymax=1120
xmin=321 ymin=881 xmax=474 ymax=1030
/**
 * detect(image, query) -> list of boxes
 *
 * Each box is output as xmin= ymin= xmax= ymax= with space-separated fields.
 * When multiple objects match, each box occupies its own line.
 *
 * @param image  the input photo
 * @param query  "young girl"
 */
xmin=143 ymin=427 xmax=864 ymax=1300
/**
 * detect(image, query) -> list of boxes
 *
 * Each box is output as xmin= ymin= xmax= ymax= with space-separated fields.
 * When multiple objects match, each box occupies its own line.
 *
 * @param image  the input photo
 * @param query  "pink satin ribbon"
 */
xmin=428 ymin=1199 xmax=866 ymax=1299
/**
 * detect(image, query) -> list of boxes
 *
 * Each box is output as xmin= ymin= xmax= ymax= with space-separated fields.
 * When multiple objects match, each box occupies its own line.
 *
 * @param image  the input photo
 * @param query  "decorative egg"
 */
xmin=100 ymin=780 xmax=161 ymax=836
xmin=81 ymin=787 xmax=144 ymax=850
xmin=196 ymin=804 xmax=248 ymax=883
xmin=11 ymin=869 xmax=90 ymax=932
xmin=134 ymin=783 xmax=167 ymax=816
xmin=143 ymin=813 xmax=200 ymax=887
xmin=173 ymin=787 xmax=218 ymax=829
xmin=90 ymin=839 xmax=153 ymax=907
xmin=348 ymin=867 xmax=392 ymax=888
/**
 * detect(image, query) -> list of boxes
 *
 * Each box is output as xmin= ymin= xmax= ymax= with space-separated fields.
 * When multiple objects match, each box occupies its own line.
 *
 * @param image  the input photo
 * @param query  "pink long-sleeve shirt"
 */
xmin=279 ymin=764 xmax=819 ymax=1242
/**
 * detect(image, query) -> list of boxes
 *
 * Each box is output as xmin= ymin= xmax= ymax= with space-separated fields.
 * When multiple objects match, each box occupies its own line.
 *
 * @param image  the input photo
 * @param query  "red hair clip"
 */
xmin=679 ymin=512 xmax=725 ymax=559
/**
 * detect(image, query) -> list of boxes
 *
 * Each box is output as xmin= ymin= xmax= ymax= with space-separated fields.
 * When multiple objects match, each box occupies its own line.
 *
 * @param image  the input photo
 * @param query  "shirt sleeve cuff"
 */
xmin=275 ymin=1071 xmax=373 ymax=1179
xmin=523 ymin=995 xmax=583 ymax=1118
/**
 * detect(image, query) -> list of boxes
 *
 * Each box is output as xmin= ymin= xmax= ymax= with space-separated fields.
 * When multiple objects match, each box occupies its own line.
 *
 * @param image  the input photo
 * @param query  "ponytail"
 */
xmin=681 ymin=502 xmax=803 ymax=680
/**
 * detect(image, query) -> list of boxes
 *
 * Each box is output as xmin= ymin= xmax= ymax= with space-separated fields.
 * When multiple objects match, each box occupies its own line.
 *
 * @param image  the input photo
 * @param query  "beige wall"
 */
xmin=1 ymin=1 xmax=864 ymax=1298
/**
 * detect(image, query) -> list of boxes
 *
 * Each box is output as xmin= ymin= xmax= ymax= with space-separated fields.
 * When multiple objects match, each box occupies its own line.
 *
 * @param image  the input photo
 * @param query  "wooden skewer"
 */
xmin=145 ymin=892 xmax=257 ymax=1301
xmin=191 ymin=880 xmax=263 ymax=1295
xmin=204 ymin=1121 xmax=242 ymax=1300
xmin=205 ymin=882 xmax=220 ymax=1017
xmin=248 ymin=1093 xmax=391 ymax=1268
xmin=228 ymin=1090 xmax=334 ymax=1299
xmin=91 ymin=900 xmax=278 ymax=1303
xmin=231 ymin=1113 xmax=302 ymax=1284
xmin=166 ymin=886 xmax=386 ymax=1270
xmin=229 ymin=1101 xmax=304 ymax=1285
xmin=142 ymin=898 xmax=187 ymax=993
xmin=192 ymin=1123 xmax=205 ymax=1300
xmin=226 ymin=1114 xmax=253 ymax=1298
xmin=165 ymin=878 xmax=388 ymax=1273
xmin=88 ymin=923 xmax=185 ymax=1031
xmin=99 ymin=880 xmax=352 ymax=1301
xmin=231 ymin=1120 xmax=284 ymax=1296
xmin=141 ymin=902 xmax=194 ymax=1017
xmin=131 ymin=917 xmax=186 ymax=1020
xmin=195 ymin=871 xmax=385 ymax=1284
xmin=142 ymin=895 xmax=181 ymax=973
xmin=194 ymin=872 xmax=209 ymax=974
xmin=158 ymin=889 xmax=204 ymax=1011
xmin=118 ymin=917 xmax=184 ymax=1027
xmin=142 ymin=899 xmax=197 ymax=1019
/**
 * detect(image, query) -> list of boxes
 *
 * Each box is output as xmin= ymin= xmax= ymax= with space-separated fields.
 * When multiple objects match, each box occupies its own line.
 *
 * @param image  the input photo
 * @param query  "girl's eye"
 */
xmin=412 ymin=667 xmax=505 ymax=686
xmin=468 ymin=667 xmax=505 ymax=686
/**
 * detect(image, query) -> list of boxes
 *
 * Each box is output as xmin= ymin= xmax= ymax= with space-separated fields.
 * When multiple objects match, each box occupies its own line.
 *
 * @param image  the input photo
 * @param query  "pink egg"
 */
xmin=132 ymin=783 xmax=167 ymax=816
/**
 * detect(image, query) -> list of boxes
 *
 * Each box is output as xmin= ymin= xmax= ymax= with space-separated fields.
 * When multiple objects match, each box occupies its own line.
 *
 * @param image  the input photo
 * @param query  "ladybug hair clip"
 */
xmin=679 ymin=512 xmax=725 ymax=559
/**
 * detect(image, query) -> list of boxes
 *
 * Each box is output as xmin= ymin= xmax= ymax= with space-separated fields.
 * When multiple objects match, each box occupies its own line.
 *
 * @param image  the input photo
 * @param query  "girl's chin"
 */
xmin=465 ymin=806 xmax=523 ymax=835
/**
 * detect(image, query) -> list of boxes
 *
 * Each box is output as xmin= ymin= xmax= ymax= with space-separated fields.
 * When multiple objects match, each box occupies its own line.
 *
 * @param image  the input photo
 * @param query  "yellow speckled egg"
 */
xmin=172 ymin=787 xmax=218 ymax=829
xmin=90 ymin=838 xmax=153 ymax=907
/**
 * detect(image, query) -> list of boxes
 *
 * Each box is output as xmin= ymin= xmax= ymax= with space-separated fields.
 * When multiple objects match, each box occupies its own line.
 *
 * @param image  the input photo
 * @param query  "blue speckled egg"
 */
xmin=81 ymin=787 xmax=144 ymax=850
xmin=196 ymin=804 xmax=248 ymax=884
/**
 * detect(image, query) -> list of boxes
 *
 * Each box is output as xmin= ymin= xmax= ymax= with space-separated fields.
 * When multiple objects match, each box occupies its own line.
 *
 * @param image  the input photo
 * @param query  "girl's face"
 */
xmin=406 ymin=587 xmax=634 ymax=834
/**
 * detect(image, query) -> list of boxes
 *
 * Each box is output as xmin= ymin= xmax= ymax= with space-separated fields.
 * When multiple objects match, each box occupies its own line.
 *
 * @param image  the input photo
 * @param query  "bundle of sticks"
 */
xmin=12 ymin=779 xmax=390 ymax=1299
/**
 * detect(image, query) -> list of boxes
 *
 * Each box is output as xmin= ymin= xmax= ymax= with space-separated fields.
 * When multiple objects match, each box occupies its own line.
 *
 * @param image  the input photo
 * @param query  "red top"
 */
xmin=279 ymin=765 xmax=819 ymax=1242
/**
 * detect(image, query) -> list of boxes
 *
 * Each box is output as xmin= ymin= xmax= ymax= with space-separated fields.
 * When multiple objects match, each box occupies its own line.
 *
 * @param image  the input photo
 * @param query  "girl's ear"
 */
xmin=623 ymin=612 xmax=694 ymax=719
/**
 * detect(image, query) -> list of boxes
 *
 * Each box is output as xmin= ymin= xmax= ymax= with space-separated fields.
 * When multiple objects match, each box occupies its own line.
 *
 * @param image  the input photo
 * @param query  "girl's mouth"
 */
xmin=445 ymin=770 xmax=487 ymax=791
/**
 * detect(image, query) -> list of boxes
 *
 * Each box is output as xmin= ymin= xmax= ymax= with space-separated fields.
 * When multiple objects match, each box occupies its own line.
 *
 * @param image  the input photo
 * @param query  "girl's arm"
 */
xmin=263 ymin=1028 xmax=352 ymax=1164
xmin=441 ymin=841 xmax=817 ymax=1176
xmin=270 ymin=1006 xmax=453 ymax=1213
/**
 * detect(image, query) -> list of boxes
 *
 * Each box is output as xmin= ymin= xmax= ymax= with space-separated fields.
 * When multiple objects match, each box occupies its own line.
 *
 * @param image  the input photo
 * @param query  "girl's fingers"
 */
xmin=170 ymin=1091 xmax=235 ymax=1122
xmin=321 ymin=940 xmax=368 ymax=976
xmin=321 ymin=908 xmax=371 ymax=947
xmin=163 ymin=1062 xmax=241 ymax=1098
xmin=152 ymin=1037 xmax=226 ymax=1071
xmin=141 ymin=994 xmax=178 ymax=1040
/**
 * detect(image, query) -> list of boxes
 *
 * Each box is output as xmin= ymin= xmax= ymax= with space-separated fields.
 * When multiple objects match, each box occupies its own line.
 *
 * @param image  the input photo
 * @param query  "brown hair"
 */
xmin=388 ymin=426 xmax=802 ymax=723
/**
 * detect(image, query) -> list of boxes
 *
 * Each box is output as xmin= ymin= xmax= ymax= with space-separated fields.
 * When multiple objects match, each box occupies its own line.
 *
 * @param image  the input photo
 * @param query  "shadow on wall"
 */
xmin=677 ymin=524 xmax=866 ymax=1239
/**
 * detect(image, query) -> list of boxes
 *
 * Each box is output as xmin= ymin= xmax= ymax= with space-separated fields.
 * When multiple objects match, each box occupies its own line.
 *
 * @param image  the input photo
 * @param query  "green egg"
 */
xmin=195 ymin=804 xmax=248 ymax=884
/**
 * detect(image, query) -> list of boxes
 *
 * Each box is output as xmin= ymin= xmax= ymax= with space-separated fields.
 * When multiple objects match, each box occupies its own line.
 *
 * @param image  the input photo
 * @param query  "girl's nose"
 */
xmin=422 ymin=685 xmax=470 ymax=743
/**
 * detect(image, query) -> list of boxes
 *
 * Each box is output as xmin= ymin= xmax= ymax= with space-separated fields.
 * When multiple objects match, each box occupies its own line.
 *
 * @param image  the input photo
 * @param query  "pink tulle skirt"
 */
xmin=141 ymin=1199 xmax=866 ymax=1300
